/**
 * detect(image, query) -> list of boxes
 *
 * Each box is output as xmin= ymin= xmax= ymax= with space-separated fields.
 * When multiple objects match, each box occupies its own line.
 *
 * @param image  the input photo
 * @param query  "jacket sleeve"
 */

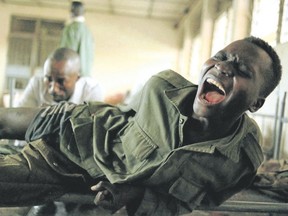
xmin=201 ymin=168 xmax=257 ymax=206
xmin=128 ymin=188 xmax=194 ymax=216
xmin=129 ymin=167 xmax=210 ymax=216
xmin=59 ymin=24 xmax=80 ymax=51
xmin=130 ymin=169 xmax=256 ymax=216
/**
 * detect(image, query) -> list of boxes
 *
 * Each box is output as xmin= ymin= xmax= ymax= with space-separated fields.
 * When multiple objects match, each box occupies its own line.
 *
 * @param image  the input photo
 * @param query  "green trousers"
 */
xmin=0 ymin=140 xmax=95 ymax=207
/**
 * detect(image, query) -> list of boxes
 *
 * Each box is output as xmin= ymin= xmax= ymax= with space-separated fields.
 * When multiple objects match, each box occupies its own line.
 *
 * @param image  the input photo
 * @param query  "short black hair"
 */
xmin=244 ymin=36 xmax=282 ymax=98
xmin=51 ymin=47 xmax=79 ymax=61
xmin=49 ymin=47 xmax=81 ymax=73
xmin=71 ymin=1 xmax=84 ymax=17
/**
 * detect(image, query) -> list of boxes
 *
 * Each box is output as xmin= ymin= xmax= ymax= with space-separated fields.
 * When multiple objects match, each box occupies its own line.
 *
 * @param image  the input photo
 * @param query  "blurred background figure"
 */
xmin=16 ymin=47 xmax=103 ymax=108
xmin=59 ymin=1 xmax=94 ymax=77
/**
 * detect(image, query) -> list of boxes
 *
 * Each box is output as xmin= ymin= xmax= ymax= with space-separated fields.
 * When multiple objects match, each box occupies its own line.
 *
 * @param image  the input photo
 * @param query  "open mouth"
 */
xmin=201 ymin=78 xmax=226 ymax=104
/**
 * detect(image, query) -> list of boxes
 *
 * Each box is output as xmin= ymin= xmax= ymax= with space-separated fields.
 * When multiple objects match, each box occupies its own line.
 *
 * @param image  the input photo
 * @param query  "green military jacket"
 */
xmin=26 ymin=70 xmax=264 ymax=215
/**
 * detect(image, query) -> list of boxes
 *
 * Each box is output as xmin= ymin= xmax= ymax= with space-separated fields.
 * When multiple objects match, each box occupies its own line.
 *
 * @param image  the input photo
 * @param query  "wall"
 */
xmin=274 ymin=42 xmax=288 ymax=158
xmin=87 ymin=13 xmax=180 ymax=96
xmin=0 ymin=3 xmax=11 ymax=106
xmin=0 ymin=3 xmax=180 ymax=104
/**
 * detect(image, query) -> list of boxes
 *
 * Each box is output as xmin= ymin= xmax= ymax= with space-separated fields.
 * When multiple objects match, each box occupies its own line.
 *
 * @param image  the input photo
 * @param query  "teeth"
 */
xmin=206 ymin=78 xmax=225 ymax=94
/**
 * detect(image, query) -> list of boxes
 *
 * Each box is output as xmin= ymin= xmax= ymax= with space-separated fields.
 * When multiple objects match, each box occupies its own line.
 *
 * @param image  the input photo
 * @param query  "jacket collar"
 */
xmin=175 ymin=113 xmax=263 ymax=170
xmin=156 ymin=71 xmax=263 ymax=170
xmin=71 ymin=16 xmax=85 ymax=23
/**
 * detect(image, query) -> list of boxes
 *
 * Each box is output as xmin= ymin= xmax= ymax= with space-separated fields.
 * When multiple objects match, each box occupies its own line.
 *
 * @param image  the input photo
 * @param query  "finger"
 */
xmin=91 ymin=181 xmax=117 ymax=194
xmin=91 ymin=181 xmax=108 ymax=191
xmin=94 ymin=191 xmax=106 ymax=203
xmin=103 ymin=190 xmax=110 ymax=196
xmin=91 ymin=184 xmax=102 ymax=191
xmin=99 ymin=181 xmax=117 ymax=193
xmin=94 ymin=192 xmax=115 ymax=210
xmin=96 ymin=199 xmax=116 ymax=211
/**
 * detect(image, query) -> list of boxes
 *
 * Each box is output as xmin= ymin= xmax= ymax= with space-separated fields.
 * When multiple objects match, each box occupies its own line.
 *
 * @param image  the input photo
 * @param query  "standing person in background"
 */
xmin=60 ymin=1 xmax=94 ymax=77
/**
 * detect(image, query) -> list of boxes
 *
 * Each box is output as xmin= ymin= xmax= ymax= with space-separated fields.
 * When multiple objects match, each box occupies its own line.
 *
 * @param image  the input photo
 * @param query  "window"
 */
xmin=189 ymin=34 xmax=201 ymax=84
xmin=251 ymin=0 xmax=280 ymax=46
xmin=6 ymin=16 xmax=64 ymax=90
xmin=211 ymin=7 xmax=233 ymax=56
xmin=281 ymin=0 xmax=288 ymax=43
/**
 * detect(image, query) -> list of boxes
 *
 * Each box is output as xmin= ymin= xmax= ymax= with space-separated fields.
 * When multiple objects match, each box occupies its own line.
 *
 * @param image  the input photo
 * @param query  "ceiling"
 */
xmin=1 ymin=0 xmax=196 ymax=24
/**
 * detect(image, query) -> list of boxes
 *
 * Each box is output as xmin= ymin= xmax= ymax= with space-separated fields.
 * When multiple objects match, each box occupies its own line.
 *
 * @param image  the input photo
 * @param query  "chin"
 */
xmin=194 ymin=109 xmax=214 ymax=119
xmin=193 ymin=99 xmax=222 ymax=119
xmin=193 ymin=104 xmax=209 ymax=118
xmin=53 ymin=98 xmax=65 ymax=103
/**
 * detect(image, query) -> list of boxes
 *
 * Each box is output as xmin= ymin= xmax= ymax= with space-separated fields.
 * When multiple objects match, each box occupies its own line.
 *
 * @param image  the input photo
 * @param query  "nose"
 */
xmin=214 ymin=62 xmax=234 ymax=77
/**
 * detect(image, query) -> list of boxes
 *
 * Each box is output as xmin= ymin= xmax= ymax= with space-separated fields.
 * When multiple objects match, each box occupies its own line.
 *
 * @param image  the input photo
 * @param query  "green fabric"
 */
xmin=60 ymin=21 xmax=94 ymax=76
xmin=25 ymin=70 xmax=264 ymax=215
xmin=0 ymin=139 xmax=89 ymax=207
xmin=0 ymin=143 xmax=22 ymax=155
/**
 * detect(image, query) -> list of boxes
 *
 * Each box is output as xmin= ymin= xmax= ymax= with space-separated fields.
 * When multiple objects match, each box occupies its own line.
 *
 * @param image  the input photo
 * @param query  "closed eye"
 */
xmin=238 ymin=63 xmax=252 ymax=78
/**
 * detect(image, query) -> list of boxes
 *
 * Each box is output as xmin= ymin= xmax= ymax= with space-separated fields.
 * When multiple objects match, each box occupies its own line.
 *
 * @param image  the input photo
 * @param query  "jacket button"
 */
xmin=53 ymin=162 xmax=58 ymax=167
xmin=179 ymin=118 xmax=184 ymax=124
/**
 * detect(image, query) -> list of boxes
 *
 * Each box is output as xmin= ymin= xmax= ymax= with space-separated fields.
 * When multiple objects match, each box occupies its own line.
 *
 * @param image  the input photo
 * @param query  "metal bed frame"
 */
xmin=57 ymin=189 xmax=288 ymax=214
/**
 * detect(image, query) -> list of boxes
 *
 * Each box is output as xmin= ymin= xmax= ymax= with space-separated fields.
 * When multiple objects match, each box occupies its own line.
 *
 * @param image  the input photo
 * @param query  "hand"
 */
xmin=91 ymin=181 xmax=145 ymax=213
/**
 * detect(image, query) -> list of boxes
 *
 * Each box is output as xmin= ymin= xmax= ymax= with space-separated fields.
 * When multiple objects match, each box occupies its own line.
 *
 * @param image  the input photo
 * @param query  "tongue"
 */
xmin=205 ymin=91 xmax=225 ymax=103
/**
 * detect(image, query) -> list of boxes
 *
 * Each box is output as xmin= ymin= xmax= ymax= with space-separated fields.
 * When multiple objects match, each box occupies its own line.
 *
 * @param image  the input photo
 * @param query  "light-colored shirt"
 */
xmin=16 ymin=75 xmax=104 ymax=107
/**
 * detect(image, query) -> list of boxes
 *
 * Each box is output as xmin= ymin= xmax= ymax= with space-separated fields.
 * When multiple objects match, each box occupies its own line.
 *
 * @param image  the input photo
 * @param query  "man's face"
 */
xmin=44 ymin=59 xmax=79 ymax=102
xmin=71 ymin=5 xmax=77 ymax=17
xmin=193 ymin=40 xmax=272 ymax=122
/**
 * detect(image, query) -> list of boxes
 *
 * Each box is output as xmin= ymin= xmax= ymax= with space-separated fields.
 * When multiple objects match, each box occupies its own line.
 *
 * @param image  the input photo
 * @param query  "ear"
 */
xmin=248 ymin=98 xmax=265 ymax=113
